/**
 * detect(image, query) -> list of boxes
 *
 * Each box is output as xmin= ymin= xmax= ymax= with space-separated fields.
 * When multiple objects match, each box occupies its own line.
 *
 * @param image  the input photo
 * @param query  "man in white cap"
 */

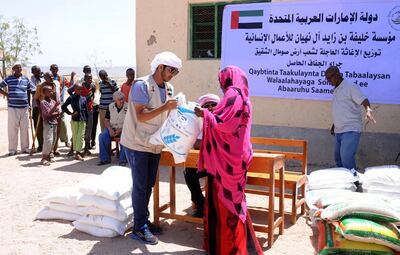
xmin=121 ymin=51 xmax=181 ymax=245
xmin=184 ymin=93 xmax=220 ymax=218
xmin=0 ymin=62 xmax=36 ymax=156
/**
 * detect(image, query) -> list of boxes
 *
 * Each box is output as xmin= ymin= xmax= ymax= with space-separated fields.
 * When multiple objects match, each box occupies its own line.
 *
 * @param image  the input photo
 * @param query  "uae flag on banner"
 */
xmin=231 ymin=10 xmax=264 ymax=29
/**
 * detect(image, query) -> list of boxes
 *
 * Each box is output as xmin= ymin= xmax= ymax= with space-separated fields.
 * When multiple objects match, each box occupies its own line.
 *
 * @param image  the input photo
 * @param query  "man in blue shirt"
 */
xmin=0 ymin=62 xmax=36 ymax=156
xmin=121 ymin=51 xmax=182 ymax=245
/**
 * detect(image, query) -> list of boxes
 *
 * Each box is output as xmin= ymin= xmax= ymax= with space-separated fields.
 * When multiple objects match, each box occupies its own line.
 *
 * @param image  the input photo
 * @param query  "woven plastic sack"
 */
xmin=319 ymin=200 xmax=400 ymax=223
xmin=334 ymin=218 xmax=400 ymax=252
xmin=307 ymin=168 xmax=358 ymax=191
xmin=150 ymin=93 xmax=202 ymax=164
xmin=315 ymin=192 xmax=389 ymax=209
xmin=318 ymin=221 xmax=395 ymax=255
xmin=364 ymin=165 xmax=400 ymax=186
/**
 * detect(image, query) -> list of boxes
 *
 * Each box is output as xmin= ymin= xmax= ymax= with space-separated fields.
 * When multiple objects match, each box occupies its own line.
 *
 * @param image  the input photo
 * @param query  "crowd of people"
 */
xmin=0 ymin=50 xmax=376 ymax=254
xmin=0 ymin=62 xmax=134 ymax=165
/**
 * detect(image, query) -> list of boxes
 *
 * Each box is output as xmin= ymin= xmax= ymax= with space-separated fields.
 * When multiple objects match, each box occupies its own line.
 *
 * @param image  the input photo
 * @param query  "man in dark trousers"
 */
xmin=121 ymin=51 xmax=182 ymax=245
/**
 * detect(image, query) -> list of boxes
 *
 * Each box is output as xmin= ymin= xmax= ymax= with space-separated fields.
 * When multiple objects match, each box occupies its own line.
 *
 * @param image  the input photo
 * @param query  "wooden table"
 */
xmin=153 ymin=149 xmax=285 ymax=248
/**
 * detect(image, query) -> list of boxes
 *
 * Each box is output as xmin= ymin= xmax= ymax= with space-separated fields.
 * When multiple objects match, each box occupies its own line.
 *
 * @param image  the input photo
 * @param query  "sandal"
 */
xmin=74 ymin=153 xmax=84 ymax=161
xmin=41 ymin=160 xmax=51 ymax=166
xmin=53 ymin=151 xmax=61 ymax=156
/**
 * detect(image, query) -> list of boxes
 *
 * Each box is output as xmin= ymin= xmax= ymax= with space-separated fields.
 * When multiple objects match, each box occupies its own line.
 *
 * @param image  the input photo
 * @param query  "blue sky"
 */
xmin=2 ymin=0 xmax=136 ymax=67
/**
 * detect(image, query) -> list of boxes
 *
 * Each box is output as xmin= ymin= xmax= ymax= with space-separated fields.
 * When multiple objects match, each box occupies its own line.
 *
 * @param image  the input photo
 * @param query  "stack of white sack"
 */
xmin=305 ymin=167 xmax=359 ymax=225
xmin=36 ymin=166 xmax=133 ymax=237
xmin=74 ymin=166 xmax=133 ymax=237
xmin=36 ymin=186 xmax=83 ymax=221
xmin=150 ymin=92 xmax=203 ymax=164
xmin=362 ymin=165 xmax=400 ymax=218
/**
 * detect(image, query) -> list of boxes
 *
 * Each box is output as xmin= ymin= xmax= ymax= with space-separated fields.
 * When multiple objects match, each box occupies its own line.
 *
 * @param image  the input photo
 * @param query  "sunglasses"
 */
xmin=202 ymin=102 xmax=217 ymax=109
xmin=164 ymin=65 xmax=179 ymax=76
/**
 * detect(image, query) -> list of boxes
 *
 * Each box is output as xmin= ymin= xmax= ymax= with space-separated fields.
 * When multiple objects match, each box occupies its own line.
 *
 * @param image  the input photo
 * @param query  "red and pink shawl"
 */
xmin=198 ymin=66 xmax=252 ymax=223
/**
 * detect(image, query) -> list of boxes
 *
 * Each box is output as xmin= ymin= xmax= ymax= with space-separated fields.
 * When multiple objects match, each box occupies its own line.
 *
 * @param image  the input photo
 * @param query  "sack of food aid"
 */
xmin=150 ymin=93 xmax=203 ymax=164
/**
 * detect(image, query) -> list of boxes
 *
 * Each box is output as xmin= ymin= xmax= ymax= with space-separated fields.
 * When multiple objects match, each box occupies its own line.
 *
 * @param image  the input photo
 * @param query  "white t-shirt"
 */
xmin=332 ymin=79 xmax=366 ymax=133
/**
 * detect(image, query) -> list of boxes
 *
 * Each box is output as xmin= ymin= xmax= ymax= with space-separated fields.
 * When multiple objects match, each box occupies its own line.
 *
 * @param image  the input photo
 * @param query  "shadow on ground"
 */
xmin=60 ymin=220 xmax=205 ymax=255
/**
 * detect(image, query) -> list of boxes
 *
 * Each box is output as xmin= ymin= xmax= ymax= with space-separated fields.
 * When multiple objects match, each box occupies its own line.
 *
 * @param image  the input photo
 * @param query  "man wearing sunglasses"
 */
xmin=184 ymin=94 xmax=220 ymax=218
xmin=120 ymin=51 xmax=182 ymax=245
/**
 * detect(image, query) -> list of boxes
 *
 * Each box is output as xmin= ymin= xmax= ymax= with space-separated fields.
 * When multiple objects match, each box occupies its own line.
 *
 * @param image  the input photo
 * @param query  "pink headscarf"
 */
xmin=198 ymin=66 xmax=252 ymax=222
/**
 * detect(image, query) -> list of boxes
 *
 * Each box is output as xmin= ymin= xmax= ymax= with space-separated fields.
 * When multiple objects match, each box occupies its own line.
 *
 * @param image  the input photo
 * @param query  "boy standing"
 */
xmin=40 ymin=86 xmax=60 ymax=166
xmin=68 ymin=74 xmax=96 ymax=156
xmin=62 ymin=84 xmax=88 ymax=161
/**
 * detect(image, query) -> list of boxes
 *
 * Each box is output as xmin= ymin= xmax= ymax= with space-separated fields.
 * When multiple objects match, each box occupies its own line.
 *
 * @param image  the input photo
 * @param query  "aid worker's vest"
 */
xmin=120 ymin=75 xmax=174 ymax=153
xmin=109 ymin=102 xmax=128 ymax=130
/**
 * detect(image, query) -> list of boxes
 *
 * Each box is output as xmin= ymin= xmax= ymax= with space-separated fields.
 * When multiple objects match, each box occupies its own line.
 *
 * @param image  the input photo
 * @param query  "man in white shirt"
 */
xmin=325 ymin=66 xmax=376 ymax=172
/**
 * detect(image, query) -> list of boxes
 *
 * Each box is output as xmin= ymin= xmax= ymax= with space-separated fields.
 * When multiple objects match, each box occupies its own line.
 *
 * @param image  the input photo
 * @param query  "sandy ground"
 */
xmin=0 ymin=98 xmax=317 ymax=255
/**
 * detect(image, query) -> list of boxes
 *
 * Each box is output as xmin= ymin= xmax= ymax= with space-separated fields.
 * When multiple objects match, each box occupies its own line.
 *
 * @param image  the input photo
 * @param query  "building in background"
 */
xmin=136 ymin=0 xmax=400 ymax=167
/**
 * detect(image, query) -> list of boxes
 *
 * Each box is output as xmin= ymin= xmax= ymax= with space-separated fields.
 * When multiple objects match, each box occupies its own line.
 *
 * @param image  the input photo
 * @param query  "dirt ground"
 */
xmin=0 ymin=99 xmax=317 ymax=255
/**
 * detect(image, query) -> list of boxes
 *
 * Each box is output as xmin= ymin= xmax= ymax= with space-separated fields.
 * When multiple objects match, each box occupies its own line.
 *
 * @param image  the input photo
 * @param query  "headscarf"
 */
xmin=198 ymin=65 xmax=252 ymax=223
xmin=150 ymin=51 xmax=182 ymax=74
xmin=197 ymin=93 xmax=220 ymax=107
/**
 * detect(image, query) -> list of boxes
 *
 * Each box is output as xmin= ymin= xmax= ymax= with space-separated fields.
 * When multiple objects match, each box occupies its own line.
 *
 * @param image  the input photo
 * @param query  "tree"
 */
xmin=0 ymin=16 xmax=42 ymax=73
xmin=87 ymin=49 xmax=113 ymax=76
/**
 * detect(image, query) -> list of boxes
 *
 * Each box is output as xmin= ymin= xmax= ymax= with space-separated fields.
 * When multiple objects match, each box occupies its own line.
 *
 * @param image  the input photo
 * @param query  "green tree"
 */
xmin=0 ymin=16 xmax=41 ymax=73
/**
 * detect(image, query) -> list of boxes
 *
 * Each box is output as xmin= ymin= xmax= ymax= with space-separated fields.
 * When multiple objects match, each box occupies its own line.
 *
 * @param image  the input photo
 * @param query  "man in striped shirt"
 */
xmin=98 ymin=70 xmax=119 ymax=130
xmin=0 ymin=62 xmax=36 ymax=156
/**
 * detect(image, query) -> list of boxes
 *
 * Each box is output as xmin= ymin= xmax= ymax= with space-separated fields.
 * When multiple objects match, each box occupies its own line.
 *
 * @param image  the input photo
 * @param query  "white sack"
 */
xmin=77 ymin=194 xmax=128 ymax=212
xmin=35 ymin=207 xmax=81 ymax=221
xmin=75 ymin=215 xmax=131 ymax=235
xmin=305 ymin=189 xmax=354 ymax=226
xmin=80 ymin=196 xmax=133 ymax=221
xmin=44 ymin=186 xmax=81 ymax=206
xmin=48 ymin=202 xmax=84 ymax=216
xmin=307 ymin=168 xmax=358 ymax=187
xmin=150 ymin=93 xmax=202 ymax=164
xmin=79 ymin=166 xmax=132 ymax=201
xmin=364 ymin=165 xmax=400 ymax=186
xmin=307 ymin=182 xmax=357 ymax=191
xmin=73 ymin=221 xmax=119 ymax=238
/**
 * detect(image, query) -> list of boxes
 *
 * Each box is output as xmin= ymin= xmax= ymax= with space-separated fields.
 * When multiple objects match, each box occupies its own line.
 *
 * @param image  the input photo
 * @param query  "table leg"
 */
xmin=154 ymin=168 xmax=160 ymax=227
xmin=268 ymin=161 xmax=275 ymax=249
xmin=170 ymin=166 xmax=176 ymax=215
xmin=279 ymin=162 xmax=285 ymax=235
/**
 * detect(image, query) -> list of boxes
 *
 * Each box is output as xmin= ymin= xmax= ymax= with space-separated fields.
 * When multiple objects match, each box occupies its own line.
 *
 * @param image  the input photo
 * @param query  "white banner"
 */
xmin=221 ymin=1 xmax=400 ymax=104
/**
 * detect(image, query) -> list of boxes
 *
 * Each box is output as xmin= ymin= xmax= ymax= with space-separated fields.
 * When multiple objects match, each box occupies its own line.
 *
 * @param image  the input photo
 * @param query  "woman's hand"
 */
xmin=194 ymin=107 xmax=204 ymax=117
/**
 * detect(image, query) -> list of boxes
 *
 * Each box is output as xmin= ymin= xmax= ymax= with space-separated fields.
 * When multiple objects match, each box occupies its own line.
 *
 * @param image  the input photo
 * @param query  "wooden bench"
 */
xmin=154 ymin=149 xmax=285 ymax=249
xmin=246 ymin=137 xmax=308 ymax=224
